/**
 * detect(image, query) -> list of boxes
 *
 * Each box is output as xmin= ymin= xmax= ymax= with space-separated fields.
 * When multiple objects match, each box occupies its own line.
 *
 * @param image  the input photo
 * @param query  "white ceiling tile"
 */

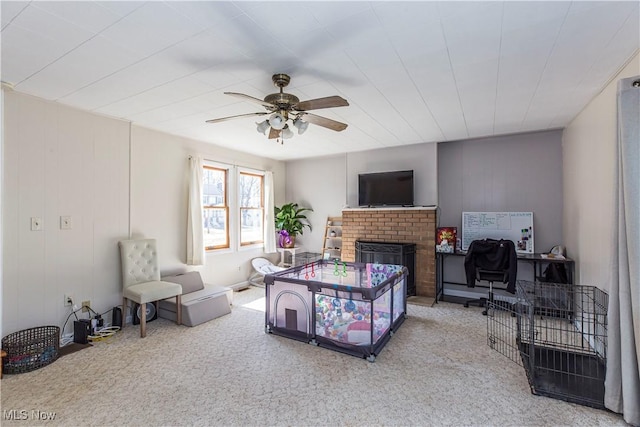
xmin=501 ymin=1 xmax=570 ymax=34
xmin=61 ymin=51 xmax=197 ymax=110
xmin=306 ymin=2 xmax=373 ymax=26
xmin=164 ymin=1 xmax=243 ymax=32
xmin=97 ymin=77 xmax=217 ymax=117
xmin=95 ymin=1 xmax=145 ymax=17
xmin=242 ymin=2 xmax=324 ymax=37
xmin=17 ymin=35 xmax=140 ymax=100
xmin=1 ymin=1 xmax=29 ymax=30
xmin=500 ymin=18 xmax=564 ymax=57
xmin=373 ymin=2 xmax=441 ymax=29
xmin=2 ymin=10 xmax=95 ymax=85
xmin=567 ymin=1 xmax=638 ymax=21
xmin=274 ymin=26 xmax=331 ymax=58
xmin=581 ymin=15 xmax=640 ymax=86
xmin=454 ymin=59 xmax=499 ymax=88
xmin=417 ymin=94 xmax=467 ymax=141
xmin=388 ymin=24 xmax=447 ymax=62
xmin=128 ymin=95 xmax=218 ymax=125
xmin=32 ymin=1 xmax=121 ymax=34
xmin=1 ymin=24 xmax=72 ymax=86
xmin=446 ymin=34 xmax=501 ymax=68
xmin=158 ymin=30 xmax=242 ymax=74
xmin=440 ymin=2 xmax=503 ymax=44
xmin=191 ymin=68 xmax=243 ymax=91
xmin=8 ymin=3 xmax=94 ymax=47
xmin=99 ymin=2 xmax=202 ymax=57
xmin=324 ymin=8 xmax=384 ymax=50
xmin=345 ymin=37 xmax=399 ymax=70
xmin=2 ymin=1 xmax=637 ymax=160
xmin=437 ymin=1 xmax=494 ymax=20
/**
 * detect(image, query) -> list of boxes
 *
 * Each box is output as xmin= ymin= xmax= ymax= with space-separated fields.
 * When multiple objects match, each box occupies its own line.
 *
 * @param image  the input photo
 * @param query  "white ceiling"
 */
xmin=1 ymin=1 xmax=638 ymax=161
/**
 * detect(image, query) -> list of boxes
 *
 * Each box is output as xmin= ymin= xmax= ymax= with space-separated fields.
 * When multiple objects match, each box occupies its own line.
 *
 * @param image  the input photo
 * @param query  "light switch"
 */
xmin=31 ymin=217 xmax=43 ymax=231
xmin=60 ymin=216 xmax=72 ymax=230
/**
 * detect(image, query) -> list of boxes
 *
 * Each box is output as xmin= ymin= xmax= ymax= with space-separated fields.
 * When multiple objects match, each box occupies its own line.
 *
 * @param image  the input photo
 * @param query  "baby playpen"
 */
xmin=265 ymin=260 xmax=407 ymax=362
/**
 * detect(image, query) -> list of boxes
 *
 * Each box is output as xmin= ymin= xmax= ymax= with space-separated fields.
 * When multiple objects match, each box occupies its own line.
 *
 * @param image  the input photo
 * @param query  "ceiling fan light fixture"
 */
xmin=256 ymin=119 xmax=270 ymax=134
xmin=282 ymin=124 xmax=294 ymax=139
xmin=293 ymin=118 xmax=309 ymax=135
xmin=269 ymin=112 xmax=286 ymax=130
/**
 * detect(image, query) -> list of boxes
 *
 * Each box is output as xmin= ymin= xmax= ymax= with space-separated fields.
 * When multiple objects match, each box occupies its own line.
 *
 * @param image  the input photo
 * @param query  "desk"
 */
xmin=435 ymin=251 xmax=575 ymax=301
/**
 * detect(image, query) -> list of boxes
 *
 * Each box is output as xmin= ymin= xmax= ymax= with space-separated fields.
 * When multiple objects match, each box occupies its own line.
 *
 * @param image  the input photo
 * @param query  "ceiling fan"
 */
xmin=205 ymin=73 xmax=349 ymax=141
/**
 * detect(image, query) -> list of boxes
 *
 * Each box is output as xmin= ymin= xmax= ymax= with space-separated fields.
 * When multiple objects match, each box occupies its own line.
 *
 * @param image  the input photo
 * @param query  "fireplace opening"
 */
xmin=355 ymin=241 xmax=416 ymax=297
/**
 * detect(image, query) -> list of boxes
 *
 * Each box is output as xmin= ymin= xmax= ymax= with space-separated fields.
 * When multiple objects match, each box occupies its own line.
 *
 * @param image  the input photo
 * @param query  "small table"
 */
xmin=276 ymin=246 xmax=300 ymax=267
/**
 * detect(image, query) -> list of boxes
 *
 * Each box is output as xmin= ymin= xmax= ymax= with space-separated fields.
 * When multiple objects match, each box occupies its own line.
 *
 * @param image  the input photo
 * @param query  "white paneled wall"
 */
xmin=2 ymin=91 xmax=130 ymax=336
xmin=129 ymin=126 xmax=286 ymax=288
xmin=563 ymin=52 xmax=640 ymax=292
xmin=1 ymin=90 xmax=286 ymax=336
xmin=285 ymin=155 xmax=347 ymax=253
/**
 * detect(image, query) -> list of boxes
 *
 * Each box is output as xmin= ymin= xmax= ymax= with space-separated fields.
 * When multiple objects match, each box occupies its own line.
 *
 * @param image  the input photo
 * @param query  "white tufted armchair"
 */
xmin=118 ymin=239 xmax=182 ymax=337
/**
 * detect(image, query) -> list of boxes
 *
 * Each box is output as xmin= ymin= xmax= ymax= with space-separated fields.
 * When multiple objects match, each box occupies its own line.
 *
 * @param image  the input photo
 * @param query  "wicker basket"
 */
xmin=1 ymin=326 xmax=60 ymax=374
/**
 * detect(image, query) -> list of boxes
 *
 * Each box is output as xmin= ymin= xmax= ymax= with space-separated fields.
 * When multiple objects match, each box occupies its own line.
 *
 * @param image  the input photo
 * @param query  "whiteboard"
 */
xmin=462 ymin=212 xmax=534 ymax=253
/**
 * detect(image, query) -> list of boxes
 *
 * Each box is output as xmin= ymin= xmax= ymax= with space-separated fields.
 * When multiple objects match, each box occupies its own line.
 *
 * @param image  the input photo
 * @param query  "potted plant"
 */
xmin=275 ymin=203 xmax=313 ymax=248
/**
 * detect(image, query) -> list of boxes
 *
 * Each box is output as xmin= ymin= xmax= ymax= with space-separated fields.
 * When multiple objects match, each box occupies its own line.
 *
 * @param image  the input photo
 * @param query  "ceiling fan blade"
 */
xmin=300 ymin=113 xmax=348 ymax=132
xmin=294 ymin=96 xmax=349 ymax=111
xmin=224 ymin=92 xmax=276 ymax=109
xmin=268 ymin=127 xmax=281 ymax=139
xmin=205 ymin=112 xmax=267 ymax=124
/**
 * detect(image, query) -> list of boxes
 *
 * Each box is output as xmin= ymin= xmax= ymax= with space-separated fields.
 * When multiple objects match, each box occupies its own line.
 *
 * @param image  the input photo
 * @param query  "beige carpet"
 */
xmin=0 ymin=286 xmax=625 ymax=426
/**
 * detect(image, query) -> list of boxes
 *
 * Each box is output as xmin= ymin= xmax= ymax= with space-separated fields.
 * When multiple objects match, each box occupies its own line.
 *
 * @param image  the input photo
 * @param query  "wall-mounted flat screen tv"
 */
xmin=358 ymin=170 xmax=414 ymax=207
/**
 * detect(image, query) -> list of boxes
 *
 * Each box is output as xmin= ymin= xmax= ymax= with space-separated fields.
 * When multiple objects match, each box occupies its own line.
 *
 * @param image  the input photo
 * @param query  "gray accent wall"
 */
xmin=438 ymin=130 xmax=564 ymax=252
xmin=438 ymin=130 xmax=564 ymax=287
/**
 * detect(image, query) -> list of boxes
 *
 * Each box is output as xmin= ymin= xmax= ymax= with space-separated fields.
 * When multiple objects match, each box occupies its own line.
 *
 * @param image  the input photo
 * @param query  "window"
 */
xmin=239 ymin=171 xmax=264 ymax=246
xmin=202 ymin=163 xmax=267 ymax=252
xmin=202 ymin=166 xmax=229 ymax=250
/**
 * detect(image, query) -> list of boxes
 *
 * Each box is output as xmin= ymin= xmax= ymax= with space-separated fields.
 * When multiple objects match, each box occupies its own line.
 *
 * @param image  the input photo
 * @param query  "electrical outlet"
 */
xmin=60 ymin=216 xmax=72 ymax=230
xmin=64 ymin=294 xmax=74 ymax=307
xmin=81 ymin=300 xmax=91 ymax=312
xmin=31 ymin=217 xmax=43 ymax=231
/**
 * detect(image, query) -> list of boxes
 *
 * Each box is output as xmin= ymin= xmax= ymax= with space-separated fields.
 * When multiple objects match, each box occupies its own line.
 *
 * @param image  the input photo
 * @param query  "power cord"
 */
xmin=88 ymin=326 xmax=120 ymax=342
xmin=61 ymin=303 xmax=122 ymax=346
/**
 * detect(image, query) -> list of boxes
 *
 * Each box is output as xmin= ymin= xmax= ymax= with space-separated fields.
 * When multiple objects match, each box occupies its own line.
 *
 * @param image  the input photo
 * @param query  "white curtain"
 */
xmin=187 ymin=155 xmax=205 ymax=265
xmin=605 ymin=75 xmax=640 ymax=426
xmin=263 ymin=171 xmax=277 ymax=253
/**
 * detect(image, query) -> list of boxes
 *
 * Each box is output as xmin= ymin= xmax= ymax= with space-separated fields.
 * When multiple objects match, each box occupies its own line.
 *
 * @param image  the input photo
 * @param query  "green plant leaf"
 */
xmin=274 ymin=202 xmax=313 ymax=236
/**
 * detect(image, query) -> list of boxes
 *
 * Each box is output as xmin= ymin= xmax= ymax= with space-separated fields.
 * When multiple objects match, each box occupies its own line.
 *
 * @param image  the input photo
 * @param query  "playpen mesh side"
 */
xmin=487 ymin=280 xmax=608 ymax=409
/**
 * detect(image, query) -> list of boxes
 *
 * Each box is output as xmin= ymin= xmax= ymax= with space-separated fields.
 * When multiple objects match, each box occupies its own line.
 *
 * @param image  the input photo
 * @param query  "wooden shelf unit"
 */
xmin=322 ymin=216 xmax=343 ymax=261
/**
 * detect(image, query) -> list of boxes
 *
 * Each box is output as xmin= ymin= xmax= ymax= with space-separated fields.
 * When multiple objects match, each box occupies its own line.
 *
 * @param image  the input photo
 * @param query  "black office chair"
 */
xmin=463 ymin=239 xmax=517 ymax=316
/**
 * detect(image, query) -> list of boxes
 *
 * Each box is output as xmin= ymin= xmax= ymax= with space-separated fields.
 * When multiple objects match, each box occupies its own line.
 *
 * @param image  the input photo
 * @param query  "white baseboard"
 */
xmin=229 ymin=280 xmax=251 ymax=291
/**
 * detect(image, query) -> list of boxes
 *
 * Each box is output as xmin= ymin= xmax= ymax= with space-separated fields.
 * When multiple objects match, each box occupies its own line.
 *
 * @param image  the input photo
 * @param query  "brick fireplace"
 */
xmin=341 ymin=208 xmax=437 ymax=298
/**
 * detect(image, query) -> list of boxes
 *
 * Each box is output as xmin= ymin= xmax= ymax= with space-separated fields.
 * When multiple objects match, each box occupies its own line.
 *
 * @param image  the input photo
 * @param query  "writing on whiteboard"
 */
xmin=462 ymin=212 xmax=534 ymax=253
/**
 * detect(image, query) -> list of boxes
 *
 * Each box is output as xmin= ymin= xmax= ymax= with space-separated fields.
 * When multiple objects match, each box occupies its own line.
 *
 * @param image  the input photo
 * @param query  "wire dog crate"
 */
xmin=487 ymin=280 xmax=608 ymax=409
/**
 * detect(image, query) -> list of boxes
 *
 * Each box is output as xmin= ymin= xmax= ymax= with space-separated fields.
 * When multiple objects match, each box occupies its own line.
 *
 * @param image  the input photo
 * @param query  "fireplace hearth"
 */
xmin=356 ymin=240 xmax=416 ymax=297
